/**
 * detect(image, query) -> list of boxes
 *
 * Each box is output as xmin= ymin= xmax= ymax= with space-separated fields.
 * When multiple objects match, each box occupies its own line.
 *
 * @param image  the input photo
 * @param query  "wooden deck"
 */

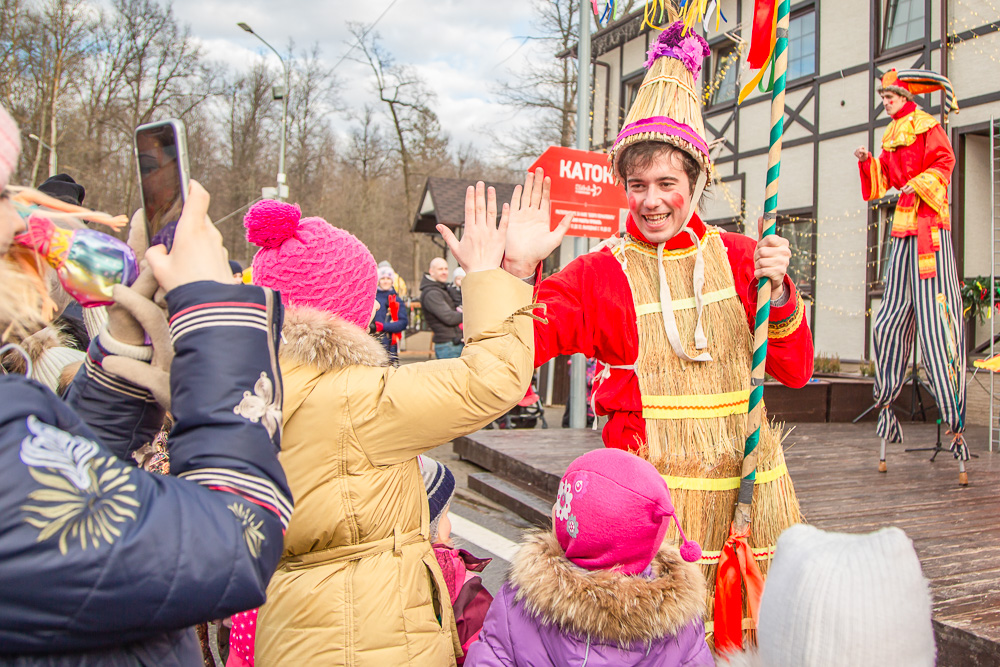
xmin=455 ymin=422 xmax=999 ymax=665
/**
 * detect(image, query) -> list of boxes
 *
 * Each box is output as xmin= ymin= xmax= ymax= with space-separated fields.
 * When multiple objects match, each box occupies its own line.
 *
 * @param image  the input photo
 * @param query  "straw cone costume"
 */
xmin=858 ymin=69 xmax=968 ymax=457
xmin=533 ymin=23 xmax=812 ymax=643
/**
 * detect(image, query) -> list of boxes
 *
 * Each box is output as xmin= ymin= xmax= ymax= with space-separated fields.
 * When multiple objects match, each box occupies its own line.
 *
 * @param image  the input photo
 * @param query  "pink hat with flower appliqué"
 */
xmin=554 ymin=448 xmax=701 ymax=575
xmin=245 ymin=200 xmax=377 ymax=328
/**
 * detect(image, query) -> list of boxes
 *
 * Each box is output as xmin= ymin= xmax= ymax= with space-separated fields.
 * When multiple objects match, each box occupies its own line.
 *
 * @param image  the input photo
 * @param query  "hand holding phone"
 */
xmin=135 ymin=119 xmax=190 ymax=251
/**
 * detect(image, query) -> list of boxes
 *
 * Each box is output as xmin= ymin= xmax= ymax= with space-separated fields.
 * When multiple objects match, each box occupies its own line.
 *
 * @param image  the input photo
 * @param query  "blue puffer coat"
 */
xmin=0 ymin=282 xmax=292 ymax=666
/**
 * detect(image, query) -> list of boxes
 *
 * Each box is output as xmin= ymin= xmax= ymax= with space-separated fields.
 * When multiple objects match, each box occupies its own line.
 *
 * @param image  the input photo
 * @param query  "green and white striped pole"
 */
xmin=733 ymin=0 xmax=790 ymax=532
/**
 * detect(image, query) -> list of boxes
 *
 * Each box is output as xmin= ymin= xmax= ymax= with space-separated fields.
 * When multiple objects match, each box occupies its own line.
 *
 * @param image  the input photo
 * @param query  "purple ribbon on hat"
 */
xmin=612 ymin=116 xmax=711 ymax=161
xmin=644 ymin=22 xmax=711 ymax=76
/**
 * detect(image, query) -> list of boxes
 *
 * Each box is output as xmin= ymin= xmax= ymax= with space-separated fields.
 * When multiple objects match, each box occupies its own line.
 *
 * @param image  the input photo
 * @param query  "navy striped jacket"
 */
xmin=0 ymin=282 xmax=292 ymax=666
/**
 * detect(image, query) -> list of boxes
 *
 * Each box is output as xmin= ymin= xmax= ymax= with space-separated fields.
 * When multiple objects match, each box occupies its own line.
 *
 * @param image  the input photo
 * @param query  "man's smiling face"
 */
xmin=625 ymin=149 xmax=695 ymax=244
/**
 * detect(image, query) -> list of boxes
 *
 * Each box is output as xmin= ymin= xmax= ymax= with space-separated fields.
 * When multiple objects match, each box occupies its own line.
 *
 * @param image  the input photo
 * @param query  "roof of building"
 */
xmin=411 ymin=176 xmax=520 ymax=234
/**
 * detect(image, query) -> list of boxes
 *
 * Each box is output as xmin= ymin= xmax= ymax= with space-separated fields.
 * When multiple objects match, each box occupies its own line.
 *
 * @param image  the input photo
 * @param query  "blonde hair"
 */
xmin=1 ymin=249 xmax=52 ymax=343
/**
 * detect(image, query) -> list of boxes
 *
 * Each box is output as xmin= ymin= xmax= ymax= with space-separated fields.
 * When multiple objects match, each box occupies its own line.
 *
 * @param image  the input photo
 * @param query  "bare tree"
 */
xmin=493 ymin=0 xmax=582 ymax=158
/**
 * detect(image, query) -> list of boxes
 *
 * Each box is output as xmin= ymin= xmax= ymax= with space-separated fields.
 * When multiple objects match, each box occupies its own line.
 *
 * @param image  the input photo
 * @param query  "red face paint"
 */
xmin=627 ymin=193 xmax=639 ymax=216
xmin=666 ymin=191 xmax=687 ymax=211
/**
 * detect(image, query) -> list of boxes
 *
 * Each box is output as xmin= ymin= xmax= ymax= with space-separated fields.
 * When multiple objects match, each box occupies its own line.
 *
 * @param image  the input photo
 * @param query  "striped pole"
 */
xmin=733 ymin=0 xmax=790 ymax=532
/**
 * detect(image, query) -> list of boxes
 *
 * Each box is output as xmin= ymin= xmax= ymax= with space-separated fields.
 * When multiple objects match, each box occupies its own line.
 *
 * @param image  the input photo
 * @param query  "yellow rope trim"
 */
xmin=643 ymin=388 xmax=750 ymax=420
xmin=614 ymin=228 xmax=722 ymax=260
xmin=695 ymin=545 xmax=776 ymax=564
xmin=662 ymin=462 xmax=788 ymax=491
xmin=635 ymin=286 xmax=738 ymax=316
xmin=768 ymin=293 xmax=804 ymax=340
xmin=638 ymin=74 xmax=699 ymax=101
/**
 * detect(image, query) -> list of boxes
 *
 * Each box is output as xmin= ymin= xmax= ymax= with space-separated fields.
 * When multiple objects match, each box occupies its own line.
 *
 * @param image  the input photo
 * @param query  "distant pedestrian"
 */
xmin=372 ymin=264 xmax=409 ymax=365
xmin=378 ymin=260 xmax=409 ymax=299
xmin=449 ymin=266 xmax=465 ymax=306
xmin=466 ymin=448 xmax=711 ymax=667
xmin=421 ymin=456 xmax=493 ymax=665
xmin=421 ymin=256 xmax=464 ymax=359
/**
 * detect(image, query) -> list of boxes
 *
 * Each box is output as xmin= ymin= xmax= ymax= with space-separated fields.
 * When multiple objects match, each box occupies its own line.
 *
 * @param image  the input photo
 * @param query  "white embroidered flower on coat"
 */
xmin=20 ymin=416 xmax=140 ymax=555
xmin=553 ymin=479 xmax=574 ymax=522
xmin=233 ymin=372 xmax=281 ymax=438
xmin=20 ymin=416 xmax=98 ymax=490
xmin=228 ymin=502 xmax=266 ymax=558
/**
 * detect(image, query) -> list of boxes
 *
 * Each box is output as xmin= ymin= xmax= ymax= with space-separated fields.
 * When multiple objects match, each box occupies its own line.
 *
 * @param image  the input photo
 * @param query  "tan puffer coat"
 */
xmin=254 ymin=269 xmax=535 ymax=666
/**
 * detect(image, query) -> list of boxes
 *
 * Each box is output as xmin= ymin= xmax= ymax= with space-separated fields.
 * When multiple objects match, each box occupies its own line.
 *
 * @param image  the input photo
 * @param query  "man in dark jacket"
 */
xmin=0 ymin=182 xmax=292 ymax=666
xmin=420 ymin=257 xmax=464 ymax=359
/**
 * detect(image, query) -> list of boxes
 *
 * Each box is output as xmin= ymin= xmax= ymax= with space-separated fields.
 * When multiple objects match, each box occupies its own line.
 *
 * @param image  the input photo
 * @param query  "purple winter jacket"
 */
xmin=465 ymin=531 xmax=714 ymax=667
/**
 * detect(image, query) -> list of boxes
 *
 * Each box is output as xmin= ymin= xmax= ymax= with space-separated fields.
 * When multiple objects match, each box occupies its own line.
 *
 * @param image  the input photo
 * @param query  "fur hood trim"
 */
xmin=280 ymin=306 xmax=389 ymax=371
xmin=509 ymin=530 xmax=706 ymax=645
xmin=715 ymin=649 xmax=761 ymax=666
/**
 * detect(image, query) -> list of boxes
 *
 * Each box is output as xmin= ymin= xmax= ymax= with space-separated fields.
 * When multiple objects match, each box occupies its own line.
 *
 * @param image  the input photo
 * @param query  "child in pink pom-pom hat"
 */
xmin=466 ymin=448 xmax=712 ymax=667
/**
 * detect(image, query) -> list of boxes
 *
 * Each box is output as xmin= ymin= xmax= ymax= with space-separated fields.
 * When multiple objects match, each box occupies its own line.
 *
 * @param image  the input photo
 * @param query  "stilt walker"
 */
xmin=855 ymin=69 xmax=969 ymax=484
xmin=520 ymin=7 xmax=814 ymax=653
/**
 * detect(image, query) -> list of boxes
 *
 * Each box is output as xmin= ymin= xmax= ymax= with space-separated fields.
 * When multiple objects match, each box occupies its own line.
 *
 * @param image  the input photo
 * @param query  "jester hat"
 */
xmin=880 ymin=68 xmax=959 ymax=116
xmin=609 ymin=22 xmax=712 ymax=180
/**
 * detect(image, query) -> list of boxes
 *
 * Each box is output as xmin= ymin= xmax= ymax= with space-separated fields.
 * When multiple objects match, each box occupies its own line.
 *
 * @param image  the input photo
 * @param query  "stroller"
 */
xmin=488 ymin=374 xmax=548 ymax=429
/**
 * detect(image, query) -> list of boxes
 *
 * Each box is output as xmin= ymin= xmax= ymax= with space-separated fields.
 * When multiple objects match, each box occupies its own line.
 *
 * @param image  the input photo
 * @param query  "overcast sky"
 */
xmin=169 ymin=0 xmax=548 ymax=163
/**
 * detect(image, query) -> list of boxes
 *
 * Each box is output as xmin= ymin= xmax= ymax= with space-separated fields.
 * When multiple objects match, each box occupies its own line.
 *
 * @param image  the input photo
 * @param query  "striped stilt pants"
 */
xmin=872 ymin=233 xmax=966 ymax=442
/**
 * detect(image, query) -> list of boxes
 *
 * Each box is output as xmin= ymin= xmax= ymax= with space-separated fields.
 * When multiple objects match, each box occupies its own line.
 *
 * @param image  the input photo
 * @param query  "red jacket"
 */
xmin=859 ymin=100 xmax=955 ymax=278
xmin=533 ymin=215 xmax=814 ymax=450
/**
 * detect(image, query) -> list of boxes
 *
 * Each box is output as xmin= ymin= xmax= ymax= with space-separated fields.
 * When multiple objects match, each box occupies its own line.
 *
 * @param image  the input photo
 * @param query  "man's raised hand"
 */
xmin=502 ymin=168 xmax=573 ymax=279
xmin=437 ymin=181 xmax=508 ymax=274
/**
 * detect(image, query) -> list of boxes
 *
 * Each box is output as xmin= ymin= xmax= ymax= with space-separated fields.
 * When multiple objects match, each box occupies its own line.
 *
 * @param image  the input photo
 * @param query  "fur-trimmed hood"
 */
xmin=716 ymin=649 xmax=761 ymax=666
xmin=280 ymin=305 xmax=389 ymax=371
xmin=509 ymin=530 xmax=706 ymax=645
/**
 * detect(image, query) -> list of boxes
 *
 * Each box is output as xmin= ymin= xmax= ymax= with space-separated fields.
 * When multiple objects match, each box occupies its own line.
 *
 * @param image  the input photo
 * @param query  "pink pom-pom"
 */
xmin=244 ymin=200 xmax=302 ymax=249
xmin=680 ymin=540 xmax=702 ymax=563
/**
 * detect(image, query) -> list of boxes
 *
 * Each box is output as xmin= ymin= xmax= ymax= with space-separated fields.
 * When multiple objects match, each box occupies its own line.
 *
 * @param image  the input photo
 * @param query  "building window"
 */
xmin=787 ymin=10 xmax=816 ymax=81
xmin=778 ymin=212 xmax=816 ymax=300
xmin=881 ymin=0 xmax=925 ymax=51
xmin=867 ymin=199 xmax=897 ymax=293
xmin=705 ymin=42 xmax=738 ymax=105
xmin=622 ymin=72 xmax=644 ymax=119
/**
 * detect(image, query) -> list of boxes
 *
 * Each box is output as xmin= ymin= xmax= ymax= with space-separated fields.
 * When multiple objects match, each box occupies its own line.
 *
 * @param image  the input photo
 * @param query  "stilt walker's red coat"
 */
xmin=859 ymin=100 xmax=955 ymax=279
xmin=533 ymin=214 xmax=814 ymax=450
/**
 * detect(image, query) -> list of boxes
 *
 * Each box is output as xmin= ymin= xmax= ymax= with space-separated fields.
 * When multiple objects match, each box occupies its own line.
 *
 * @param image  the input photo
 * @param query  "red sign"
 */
xmin=529 ymin=146 xmax=629 ymax=239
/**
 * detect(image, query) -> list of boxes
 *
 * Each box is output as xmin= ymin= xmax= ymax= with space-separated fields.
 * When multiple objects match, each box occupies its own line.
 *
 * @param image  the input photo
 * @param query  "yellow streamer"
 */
xmin=662 ymin=462 xmax=788 ymax=491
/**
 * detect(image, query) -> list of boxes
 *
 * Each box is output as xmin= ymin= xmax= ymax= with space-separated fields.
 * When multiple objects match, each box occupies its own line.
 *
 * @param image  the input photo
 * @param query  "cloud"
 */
xmin=168 ymin=0 xmax=548 ymax=163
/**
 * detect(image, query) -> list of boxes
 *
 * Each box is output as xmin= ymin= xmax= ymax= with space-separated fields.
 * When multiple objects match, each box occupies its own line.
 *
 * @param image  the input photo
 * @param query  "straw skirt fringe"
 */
xmin=616 ymin=230 xmax=803 ymax=642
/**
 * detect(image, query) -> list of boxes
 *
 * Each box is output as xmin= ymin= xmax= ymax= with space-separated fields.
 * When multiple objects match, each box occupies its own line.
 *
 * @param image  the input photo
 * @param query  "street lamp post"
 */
xmin=28 ymin=133 xmax=57 ymax=178
xmin=238 ymin=22 xmax=289 ymax=202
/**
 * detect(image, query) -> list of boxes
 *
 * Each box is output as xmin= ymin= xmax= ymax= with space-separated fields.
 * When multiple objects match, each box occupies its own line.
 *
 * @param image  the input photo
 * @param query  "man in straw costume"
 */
xmin=855 ymin=69 xmax=969 ymax=477
xmin=501 ymin=21 xmax=812 ymax=645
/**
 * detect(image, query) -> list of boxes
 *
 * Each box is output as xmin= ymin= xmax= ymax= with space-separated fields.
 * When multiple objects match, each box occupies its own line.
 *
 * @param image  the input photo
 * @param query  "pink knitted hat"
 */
xmin=0 ymin=106 xmax=22 ymax=190
xmin=245 ymin=199 xmax=377 ymax=328
xmin=554 ymin=448 xmax=701 ymax=575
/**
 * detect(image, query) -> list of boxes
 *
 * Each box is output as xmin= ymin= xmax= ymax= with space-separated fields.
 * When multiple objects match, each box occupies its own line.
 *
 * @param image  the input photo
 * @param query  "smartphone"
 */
xmin=134 ymin=119 xmax=190 ymax=251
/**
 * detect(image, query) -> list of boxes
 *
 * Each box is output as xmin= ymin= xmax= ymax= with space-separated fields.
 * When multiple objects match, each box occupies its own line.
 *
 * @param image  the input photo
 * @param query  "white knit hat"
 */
xmin=30 ymin=345 xmax=86 ymax=393
xmin=757 ymin=524 xmax=936 ymax=667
